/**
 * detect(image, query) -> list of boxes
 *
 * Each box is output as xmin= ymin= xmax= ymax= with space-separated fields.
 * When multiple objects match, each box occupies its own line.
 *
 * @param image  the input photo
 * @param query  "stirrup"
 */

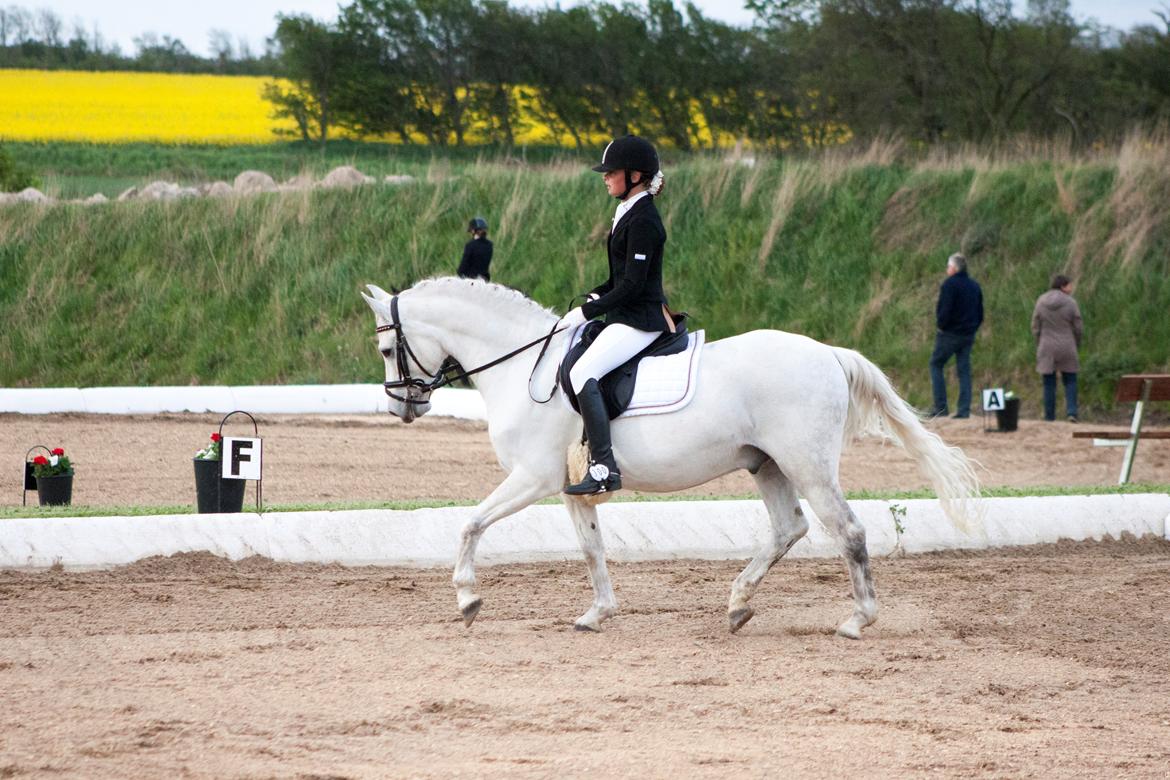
xmin=565 ymin=460 xmax=622 ymax=496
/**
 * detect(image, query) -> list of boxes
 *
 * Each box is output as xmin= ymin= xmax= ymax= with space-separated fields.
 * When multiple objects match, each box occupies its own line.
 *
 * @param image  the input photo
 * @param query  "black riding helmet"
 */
xmin=593 ymin=135 xmax=659 ymax=199
xmin=467 ymin=216 xmax=488 ymax=232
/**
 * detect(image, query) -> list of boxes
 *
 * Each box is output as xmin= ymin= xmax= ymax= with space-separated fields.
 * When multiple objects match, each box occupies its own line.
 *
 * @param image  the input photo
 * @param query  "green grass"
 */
xmin=2 ymin=140 xmax=1169 ymax=416
xmin=2 ymin=483 xmax=1165 ymax=520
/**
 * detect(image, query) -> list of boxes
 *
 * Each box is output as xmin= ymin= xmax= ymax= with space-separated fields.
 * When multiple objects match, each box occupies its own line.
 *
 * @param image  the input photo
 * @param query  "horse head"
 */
xmin=361 ymin=283 xmax=445 ymax=423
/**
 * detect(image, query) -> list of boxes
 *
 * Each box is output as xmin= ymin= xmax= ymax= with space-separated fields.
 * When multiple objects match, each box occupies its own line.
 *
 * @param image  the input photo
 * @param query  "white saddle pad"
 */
xmin=561 ymin=327 xmax=705 ymax=418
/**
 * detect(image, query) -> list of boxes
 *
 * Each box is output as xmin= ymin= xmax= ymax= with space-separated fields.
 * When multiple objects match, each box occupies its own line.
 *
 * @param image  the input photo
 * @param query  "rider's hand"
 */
xmin=557 ymin=307 xmax=587 ymax=331
xmin=586 ymin=293 xmax=600 ymax=302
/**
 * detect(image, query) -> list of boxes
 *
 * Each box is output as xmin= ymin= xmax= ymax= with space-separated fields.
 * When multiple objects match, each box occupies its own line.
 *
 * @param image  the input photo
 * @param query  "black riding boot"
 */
xmin=565 ymin=379 xmax=622 ymax=495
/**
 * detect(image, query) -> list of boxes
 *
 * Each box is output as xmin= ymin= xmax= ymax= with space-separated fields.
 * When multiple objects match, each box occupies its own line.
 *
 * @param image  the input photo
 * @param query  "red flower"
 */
xmin=51 ymin=448 xmax=64 ymax=456
xmin=33 ymin=455 xmax=48 ymax=465
xmin=210 ymin=433 xmax=222 ymax=442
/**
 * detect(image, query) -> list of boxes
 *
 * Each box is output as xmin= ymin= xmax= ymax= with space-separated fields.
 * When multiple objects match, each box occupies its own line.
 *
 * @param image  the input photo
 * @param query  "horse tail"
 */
xmin=830 ymin=346 xmax=981 ymax=530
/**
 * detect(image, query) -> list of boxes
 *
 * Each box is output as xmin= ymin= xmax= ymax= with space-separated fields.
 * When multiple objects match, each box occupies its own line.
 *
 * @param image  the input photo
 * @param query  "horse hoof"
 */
xmin=461 ymin=598 xmax=482 ymax=627
xmin=728 ymin=607 xmax=754 ymax=634
xmin=573 ymin=620 xmax=600 ymax=633
xmin=835 ymin=622 xmax=862 ymax=640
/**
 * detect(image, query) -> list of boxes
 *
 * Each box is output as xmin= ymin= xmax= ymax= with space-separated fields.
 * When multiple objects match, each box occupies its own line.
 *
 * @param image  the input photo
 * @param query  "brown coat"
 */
xmin=1032 ymin=289 xmax=1083 ymax=374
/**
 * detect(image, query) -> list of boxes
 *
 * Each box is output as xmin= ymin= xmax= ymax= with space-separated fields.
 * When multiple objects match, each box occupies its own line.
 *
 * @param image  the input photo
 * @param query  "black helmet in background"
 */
xmin=592 ymin=135 xmax=659 ymax=176
xmin=468 ymin=216 xmax=488 ymax=232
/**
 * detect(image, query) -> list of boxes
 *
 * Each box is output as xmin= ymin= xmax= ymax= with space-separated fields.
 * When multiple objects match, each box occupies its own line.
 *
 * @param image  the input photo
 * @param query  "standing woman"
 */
xmin=556 ymin=135 xmax=671 ymax=496
xmin=1032 ymin=274 xmax=1083 ymax=422
xmin=457 ymin=217 xmax=493 ymax=281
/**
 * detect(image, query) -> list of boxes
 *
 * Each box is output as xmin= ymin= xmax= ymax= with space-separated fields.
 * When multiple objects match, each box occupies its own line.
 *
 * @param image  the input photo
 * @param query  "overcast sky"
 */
xmin=28 ymin=0 xmax=1169 ymax=57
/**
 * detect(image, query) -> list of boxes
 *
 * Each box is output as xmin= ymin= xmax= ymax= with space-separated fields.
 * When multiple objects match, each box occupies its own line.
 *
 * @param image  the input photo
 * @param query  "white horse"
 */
xmin=361 ymin=277 xmax=978 ymax=638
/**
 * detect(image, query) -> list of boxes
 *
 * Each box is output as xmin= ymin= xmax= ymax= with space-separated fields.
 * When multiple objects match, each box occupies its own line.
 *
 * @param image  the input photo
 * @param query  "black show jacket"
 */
xmin=581 ymin=195 xmax=669 ymax=331
xmin=457 ymin=237 xmax=493 ymax=281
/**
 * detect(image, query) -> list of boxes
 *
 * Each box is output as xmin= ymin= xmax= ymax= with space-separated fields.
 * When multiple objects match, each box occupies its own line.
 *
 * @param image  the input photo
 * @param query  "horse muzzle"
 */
xmin=385 ymin=386 xmax=432 ymax=423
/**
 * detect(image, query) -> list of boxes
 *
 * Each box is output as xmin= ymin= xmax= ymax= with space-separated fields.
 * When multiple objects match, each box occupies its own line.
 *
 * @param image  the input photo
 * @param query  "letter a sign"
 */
xmin=982 ymin=388 xmax=1006 ymax=412
xmin=222 ymin=437 xmax=263 ymax=481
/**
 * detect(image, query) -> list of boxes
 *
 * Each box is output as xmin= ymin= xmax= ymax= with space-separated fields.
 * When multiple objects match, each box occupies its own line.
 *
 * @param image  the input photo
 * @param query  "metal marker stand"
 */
xmin=21 ymin=445 xmax=51 ymax=507
xmin=218 ymin=410 xmax=263 ymax=511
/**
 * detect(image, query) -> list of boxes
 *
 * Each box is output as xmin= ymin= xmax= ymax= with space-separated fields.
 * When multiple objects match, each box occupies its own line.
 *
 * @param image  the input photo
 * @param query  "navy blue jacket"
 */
xmin=936 ymin=270 xmax=984 ymax=338
xmin=581 ymin=195 xmax=670 ymax=332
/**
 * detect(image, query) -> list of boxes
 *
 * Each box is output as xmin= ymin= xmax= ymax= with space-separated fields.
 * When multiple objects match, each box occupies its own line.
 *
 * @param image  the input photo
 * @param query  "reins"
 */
xmin=376 ymin=295 xmax=565 ymax=406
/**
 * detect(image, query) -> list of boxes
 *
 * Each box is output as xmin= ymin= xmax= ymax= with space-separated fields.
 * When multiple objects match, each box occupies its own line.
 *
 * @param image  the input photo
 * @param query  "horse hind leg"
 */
xmin=800 ymin=482 xmax=878 ymax=639
xmin=563 ymin=497 xmax=618 ymax=631
xmin=728 ymin=459 xmax=809 ymax=633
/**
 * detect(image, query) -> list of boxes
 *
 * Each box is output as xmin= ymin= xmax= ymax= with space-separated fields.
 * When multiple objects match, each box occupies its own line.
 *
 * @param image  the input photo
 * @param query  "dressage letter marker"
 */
xmin=982 ymin=388 xmax=1005 ymax=412
xmin=223 ymin=437 xmax=262 ymax=481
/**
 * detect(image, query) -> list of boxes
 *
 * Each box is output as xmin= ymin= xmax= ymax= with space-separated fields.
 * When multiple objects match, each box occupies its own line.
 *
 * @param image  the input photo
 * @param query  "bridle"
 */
xmin=376 ymin=296 xmax=442 ymax=408
xmin=375 ymin=295 xmax=565 ymax=415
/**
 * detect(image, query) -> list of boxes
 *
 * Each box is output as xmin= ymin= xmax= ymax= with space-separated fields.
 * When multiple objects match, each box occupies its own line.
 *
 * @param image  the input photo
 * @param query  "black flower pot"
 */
xmin=36 ymin=474 xmax=73 ymax=506
xmin=995 ymin=397 xmax=1020 ymax=432
xmin=193 ymin=458 xmax=247 ymax=514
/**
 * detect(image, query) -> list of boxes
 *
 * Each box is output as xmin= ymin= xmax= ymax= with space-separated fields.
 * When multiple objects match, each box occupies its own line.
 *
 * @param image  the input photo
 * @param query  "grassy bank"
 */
xmin=2 ymin=138 xmax=1168 ymax=415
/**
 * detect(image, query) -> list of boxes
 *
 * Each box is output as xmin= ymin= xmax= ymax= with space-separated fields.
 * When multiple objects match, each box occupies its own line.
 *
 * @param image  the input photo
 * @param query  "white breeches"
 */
xmin=569 ymin=323 xmax=659 ymax=395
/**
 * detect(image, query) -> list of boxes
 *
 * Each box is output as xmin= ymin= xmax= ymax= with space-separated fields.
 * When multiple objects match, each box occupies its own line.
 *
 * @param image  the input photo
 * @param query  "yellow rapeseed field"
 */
xmin=0 ymin=69 xmax=590 ymax=145
xmin=0 ymin=68 xmax=843 ymax=147
xmin=0 ymin=69 xmax=296 ymax=143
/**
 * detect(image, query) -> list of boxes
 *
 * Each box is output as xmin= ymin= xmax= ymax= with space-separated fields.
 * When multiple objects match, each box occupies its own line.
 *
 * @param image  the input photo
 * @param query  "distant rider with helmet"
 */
xmin=557 ymin=135 xmax=671 ymax=496
xmin=458 ymin=216 xmax=493 ymax=282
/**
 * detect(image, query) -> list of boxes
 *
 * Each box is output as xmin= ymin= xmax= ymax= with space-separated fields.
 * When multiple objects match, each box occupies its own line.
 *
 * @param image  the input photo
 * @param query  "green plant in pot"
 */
xmin=193 ymin=432 xmax=245 ymax=513
xmin=997 ymin=390 xmax=1021 ymax=432
xmin=33 ymin=447 xmax=74 ymax=506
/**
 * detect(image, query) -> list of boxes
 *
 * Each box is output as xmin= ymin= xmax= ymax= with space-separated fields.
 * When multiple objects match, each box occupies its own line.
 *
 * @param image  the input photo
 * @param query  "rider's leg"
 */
xmin=565 ymin=377 xmax=621 ymax=494
xmin=566 ymin=324 xmax=657 ymax=495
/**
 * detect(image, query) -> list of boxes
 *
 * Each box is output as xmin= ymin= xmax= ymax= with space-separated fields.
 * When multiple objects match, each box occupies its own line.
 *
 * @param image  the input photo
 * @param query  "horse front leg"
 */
xmin=453 ymin=466 xmax=562 ymax=626
xmin=563 ymin=497 xmax=618 ymax=631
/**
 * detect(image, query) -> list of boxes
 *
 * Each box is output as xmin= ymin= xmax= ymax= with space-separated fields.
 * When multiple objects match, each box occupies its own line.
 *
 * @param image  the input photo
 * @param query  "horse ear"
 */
xmin=366 ymin=284 xmax=393 ymax=301
xmin=360 ymin=291 xmax=394 ymax=322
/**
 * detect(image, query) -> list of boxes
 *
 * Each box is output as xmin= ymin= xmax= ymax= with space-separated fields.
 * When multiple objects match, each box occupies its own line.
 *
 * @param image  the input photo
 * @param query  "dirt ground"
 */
xmin=2 ymin=413 xmax=1168 ymax=508
xmin=0 ymin=540 xmax=1168 ymax=778
xmin=2 ymin=413 xmax=1169 ymax=777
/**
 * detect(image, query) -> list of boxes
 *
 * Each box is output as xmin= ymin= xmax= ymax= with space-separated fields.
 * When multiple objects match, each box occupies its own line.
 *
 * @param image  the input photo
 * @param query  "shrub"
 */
xmin=0 ymin=143 xmax=39 ymax=192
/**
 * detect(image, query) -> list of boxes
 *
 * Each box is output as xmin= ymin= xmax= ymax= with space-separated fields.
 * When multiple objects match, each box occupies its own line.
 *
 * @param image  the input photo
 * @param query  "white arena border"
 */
xmin=2 ymin=494 xmax=1168 ymax=571
xmin=0 ymin=385 xmax=487 ymax=420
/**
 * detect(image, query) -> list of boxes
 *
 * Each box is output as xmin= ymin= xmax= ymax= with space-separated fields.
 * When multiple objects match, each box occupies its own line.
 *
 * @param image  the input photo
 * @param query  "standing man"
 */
xmin=929 ymin=252 xmax=983 ymax=418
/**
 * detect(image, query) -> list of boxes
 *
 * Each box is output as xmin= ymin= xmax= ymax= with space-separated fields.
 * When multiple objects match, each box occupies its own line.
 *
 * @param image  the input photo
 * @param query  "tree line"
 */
xmin=0 ymin=4 xmax=275 ymax=74
xmin=268 ymin=0 xmax=1170 ymax=149
xmin=4 ymin=1 xmax=1169 ymax=148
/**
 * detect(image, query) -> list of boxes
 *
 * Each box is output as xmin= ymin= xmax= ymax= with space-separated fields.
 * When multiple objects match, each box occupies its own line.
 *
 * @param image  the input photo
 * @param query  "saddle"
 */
xmin=558 ymin=314 xmax=694 ymax=420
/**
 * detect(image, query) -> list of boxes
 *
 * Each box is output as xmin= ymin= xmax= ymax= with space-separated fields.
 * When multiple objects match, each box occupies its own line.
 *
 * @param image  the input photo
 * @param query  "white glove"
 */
xmin=586 ymin=293 xmax=600 ymax=302
xmin=557 ymin=306 xmax=587 ymax=331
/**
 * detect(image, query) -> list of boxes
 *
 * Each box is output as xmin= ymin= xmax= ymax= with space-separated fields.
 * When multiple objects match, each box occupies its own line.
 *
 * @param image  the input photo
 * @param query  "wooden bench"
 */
xmin=1073 ymin=374 xmax=1170 ymax=484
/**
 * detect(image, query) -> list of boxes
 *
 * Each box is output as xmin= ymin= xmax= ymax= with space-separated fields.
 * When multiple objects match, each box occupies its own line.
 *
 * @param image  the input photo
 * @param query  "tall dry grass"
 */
xmin=2 ymin=136 xmax=1168 ymax=415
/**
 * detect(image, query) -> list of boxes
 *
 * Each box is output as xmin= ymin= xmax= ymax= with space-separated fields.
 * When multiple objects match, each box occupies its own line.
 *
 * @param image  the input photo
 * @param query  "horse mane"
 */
xmin=410 ymin=276 xmax=558 ymax=321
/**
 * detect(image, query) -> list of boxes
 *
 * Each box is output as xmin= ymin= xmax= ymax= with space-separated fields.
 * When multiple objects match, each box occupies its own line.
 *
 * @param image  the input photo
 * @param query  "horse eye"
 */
xmin=381 ymin=347 xmax=394 ymax=359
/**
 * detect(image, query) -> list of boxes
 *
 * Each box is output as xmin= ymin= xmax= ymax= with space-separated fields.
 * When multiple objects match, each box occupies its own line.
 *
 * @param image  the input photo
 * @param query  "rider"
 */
xmin=557 ymin=135 xmax=671 ymax=496
xmin=457 ymin=217 xmax=493 ymax=282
